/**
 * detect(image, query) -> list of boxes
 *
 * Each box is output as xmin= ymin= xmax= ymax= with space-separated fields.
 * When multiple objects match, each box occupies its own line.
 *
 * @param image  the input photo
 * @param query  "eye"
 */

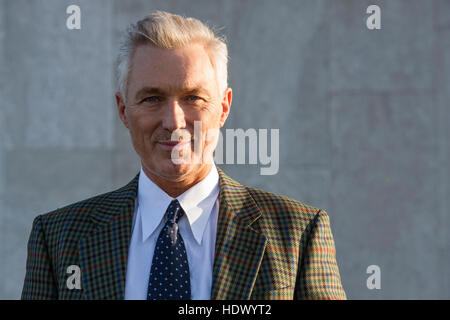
xmin=186 ymin=95 xmax=201 ymax=102
xmin=142 ymin=96 xmax=161 ymax=103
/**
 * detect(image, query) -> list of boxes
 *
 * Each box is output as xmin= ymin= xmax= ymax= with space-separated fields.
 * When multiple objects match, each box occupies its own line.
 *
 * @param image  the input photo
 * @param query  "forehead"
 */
xmin=128 ymin=43 xmax=217 ymax=93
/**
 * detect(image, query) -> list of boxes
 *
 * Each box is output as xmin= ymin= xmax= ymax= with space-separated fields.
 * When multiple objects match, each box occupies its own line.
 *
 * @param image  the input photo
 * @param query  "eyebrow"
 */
xmin=134 ymin=86 xmax=211 ymax=101
xmin=134 ymin=87 xmax=165 ymax=100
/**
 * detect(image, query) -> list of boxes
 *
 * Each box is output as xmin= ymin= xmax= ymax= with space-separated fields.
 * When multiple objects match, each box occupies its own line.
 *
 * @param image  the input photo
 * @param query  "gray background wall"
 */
xmin=0 ymin=0 xmax=448 ymax=299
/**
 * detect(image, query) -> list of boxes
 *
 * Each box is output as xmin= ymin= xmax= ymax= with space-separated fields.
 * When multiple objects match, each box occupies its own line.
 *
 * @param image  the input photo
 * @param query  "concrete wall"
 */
xmin=0 ymin=0 xmax=448 ymax=299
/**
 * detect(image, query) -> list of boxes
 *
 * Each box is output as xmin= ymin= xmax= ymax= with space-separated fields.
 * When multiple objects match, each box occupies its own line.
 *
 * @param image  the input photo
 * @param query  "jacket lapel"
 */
xmin=78 ymin=168 xmax=266 ymax=300
xmin=78 ymin=174 xmax=139 ymax=300
xmin=211 ymin=168 xmax=267 ymax=299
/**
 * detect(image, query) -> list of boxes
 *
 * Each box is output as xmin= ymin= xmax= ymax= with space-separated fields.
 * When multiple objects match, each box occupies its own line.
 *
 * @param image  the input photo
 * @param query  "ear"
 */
xmin=115 ymin=92 xmax=129 ymax=129
xmin=219 ymin=87 xmax=232 ymax=128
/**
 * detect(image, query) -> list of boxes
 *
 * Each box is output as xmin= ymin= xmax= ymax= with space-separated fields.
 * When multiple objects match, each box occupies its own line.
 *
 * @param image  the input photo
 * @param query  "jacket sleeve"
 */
xmin=295 ymin=209 xmax=347 ymax=300
xmin=21 ymin=215 xmax=58 ymax=299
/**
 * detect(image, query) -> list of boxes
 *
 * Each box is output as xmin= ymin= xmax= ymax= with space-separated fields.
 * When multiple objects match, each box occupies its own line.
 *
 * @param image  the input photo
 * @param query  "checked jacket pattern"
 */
xmin=21 ymin=168 xmax=347 ymax=300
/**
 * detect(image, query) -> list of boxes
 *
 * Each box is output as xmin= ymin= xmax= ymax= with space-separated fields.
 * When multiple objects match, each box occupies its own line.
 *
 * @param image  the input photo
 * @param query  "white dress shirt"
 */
xmin=124 ymin=163 xmax=220 ymax=300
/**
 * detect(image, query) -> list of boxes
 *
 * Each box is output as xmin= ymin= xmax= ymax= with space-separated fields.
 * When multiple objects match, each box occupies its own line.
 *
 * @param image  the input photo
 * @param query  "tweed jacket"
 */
xmin=21 ymin=168 xmax=346 ymax=300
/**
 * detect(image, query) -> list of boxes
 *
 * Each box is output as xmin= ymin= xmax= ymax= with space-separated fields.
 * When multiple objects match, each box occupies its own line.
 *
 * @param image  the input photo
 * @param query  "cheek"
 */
xmin=198 ymin=123 xmax=220 ymax=149
xmin=198 ymin=105 xmax=222 ymax=127
xmin=128 ymin=114 xmax=158 ymax=141
xmin=189 ymin=109 xmax=220 ymax=142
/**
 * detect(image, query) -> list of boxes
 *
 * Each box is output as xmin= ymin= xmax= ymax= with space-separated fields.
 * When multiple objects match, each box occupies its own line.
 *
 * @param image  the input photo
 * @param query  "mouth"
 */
xmin=156 ymin=140 xmax=192 ymax=151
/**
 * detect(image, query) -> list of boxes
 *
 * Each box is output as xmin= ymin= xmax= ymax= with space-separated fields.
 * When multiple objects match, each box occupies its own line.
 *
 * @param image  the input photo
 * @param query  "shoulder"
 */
xmin=217 ymin=167 xmax=324 ymax=223
xmin=246 ymin=185 xmax=321 ymax=219
xmin=33 ymin=174 xmax=139 ymax=233
xmin=243 ymin=185 xmax=332 ymax=250
xmin=38 ymin=190 xmax=112 ymax=222
xmin=30 ymin=191 xmax=111 ymax=245
xmin=244 ymin=185 xmax=328 ymax=236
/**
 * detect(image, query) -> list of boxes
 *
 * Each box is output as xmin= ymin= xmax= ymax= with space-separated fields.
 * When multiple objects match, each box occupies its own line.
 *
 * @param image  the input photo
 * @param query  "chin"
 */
xmin=155 ymin=160 xmax=193 ymax=180
xmin=142 ymin=152 xmax=207 ymax=182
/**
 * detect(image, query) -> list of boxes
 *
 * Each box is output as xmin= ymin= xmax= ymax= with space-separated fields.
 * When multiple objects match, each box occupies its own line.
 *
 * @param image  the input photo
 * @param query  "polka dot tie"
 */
xmin=147 ymin=199 xmax=191 ymax=300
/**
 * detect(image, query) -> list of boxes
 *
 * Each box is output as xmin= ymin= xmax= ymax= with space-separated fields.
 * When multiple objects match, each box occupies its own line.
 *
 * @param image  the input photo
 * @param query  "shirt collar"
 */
xmin=137 ymin=163 xmax=219 ymax=245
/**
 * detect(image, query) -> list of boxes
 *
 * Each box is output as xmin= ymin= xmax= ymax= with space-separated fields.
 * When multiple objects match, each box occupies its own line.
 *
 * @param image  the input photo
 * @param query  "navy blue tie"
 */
xmin=147 ymin=199 xmax=191 ymax=300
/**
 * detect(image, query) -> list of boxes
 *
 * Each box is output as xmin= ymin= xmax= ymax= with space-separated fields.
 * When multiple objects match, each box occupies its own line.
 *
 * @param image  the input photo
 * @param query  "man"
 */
xmin=22 ymin=11 xmax=346 ymax=300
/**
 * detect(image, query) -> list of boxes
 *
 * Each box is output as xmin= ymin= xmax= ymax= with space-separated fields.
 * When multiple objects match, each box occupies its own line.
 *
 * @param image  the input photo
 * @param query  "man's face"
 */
xmin=116 ymin=43 xmax=231 ymax=183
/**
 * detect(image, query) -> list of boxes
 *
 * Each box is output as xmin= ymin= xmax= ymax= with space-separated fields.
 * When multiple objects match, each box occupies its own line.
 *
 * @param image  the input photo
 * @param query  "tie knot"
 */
xmin=166 ymin=199 xmax=184 ymax=225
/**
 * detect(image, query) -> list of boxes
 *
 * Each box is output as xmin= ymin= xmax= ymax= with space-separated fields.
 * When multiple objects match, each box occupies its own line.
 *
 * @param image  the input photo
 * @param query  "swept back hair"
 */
xmin=116 ymin=11 xmax=228 ymax=102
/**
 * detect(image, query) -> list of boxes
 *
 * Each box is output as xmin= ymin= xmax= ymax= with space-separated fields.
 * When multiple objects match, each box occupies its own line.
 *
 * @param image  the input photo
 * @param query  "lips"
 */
xmin=157 ymin=140 xmax=191 ymax=151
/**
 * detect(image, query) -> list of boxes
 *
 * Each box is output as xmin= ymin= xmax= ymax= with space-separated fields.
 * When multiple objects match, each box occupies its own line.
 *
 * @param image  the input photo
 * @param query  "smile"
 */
xmin=157 ymin=140 xmax=191 ymax=151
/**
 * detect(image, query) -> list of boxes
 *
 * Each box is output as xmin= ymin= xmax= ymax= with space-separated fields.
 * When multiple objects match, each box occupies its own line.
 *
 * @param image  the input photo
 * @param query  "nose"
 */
xmin=162 ymin=98 xmax=186 ymax=131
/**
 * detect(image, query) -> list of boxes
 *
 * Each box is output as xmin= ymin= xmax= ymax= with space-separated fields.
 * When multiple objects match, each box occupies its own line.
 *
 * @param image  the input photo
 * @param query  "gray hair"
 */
xmin=116 ymin=11 xmax=228 ymax=102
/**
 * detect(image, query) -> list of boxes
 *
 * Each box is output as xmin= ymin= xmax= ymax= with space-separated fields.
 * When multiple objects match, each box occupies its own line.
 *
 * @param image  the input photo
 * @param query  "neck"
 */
xmin=142 ymin=163 xmax=213 ymax=198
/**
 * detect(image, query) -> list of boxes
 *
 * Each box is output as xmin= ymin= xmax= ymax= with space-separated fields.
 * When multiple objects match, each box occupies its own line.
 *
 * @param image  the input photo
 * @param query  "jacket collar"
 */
xmin=79 ymin=167 xmax=266 ymax=299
